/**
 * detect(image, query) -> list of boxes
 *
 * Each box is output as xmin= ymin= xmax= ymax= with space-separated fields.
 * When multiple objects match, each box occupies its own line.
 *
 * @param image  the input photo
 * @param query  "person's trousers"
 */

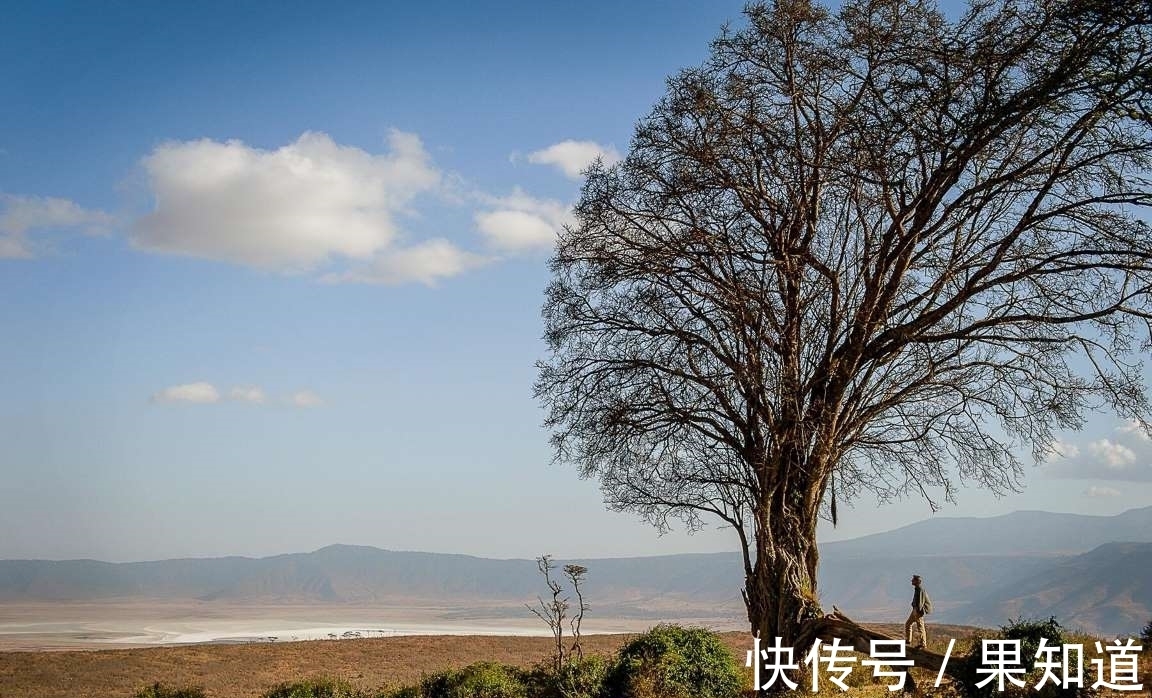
xmin=905 ymin=609 xmax=927 ymax=648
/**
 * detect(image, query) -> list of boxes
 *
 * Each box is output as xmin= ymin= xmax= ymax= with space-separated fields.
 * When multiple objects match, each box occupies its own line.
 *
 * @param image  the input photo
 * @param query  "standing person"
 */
xmin=905 ymin=574 xmax=931 ymax=649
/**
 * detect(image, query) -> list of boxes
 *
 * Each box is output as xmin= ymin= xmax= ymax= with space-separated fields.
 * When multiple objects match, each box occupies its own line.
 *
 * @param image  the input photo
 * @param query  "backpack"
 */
xmin=921 ymin=589 xmax=933 ymax=615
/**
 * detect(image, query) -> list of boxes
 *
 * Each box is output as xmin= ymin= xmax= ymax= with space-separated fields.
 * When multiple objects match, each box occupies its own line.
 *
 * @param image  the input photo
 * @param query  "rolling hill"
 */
xmin=947 ymin=541 xmax=1152 ymax=633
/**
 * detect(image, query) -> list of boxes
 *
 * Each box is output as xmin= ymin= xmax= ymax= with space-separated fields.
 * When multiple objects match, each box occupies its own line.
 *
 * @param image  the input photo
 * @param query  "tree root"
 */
xmin=793 ymin=607 xmax=972 ymax=696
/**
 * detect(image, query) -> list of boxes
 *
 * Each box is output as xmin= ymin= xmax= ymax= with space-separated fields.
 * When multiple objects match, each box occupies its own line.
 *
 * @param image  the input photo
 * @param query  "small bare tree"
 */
xmin=527 ymin=554 xmax=569 ymax=672
xmin=527 ymin=556 xmax=592 ymax=672
xmin=564 ymin=563 xmax=589 ymax=661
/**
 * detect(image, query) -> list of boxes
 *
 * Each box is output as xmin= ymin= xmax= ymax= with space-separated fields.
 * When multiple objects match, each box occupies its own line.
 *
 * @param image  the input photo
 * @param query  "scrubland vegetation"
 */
xmin=123 ymin=625 xmax=742 ymax=698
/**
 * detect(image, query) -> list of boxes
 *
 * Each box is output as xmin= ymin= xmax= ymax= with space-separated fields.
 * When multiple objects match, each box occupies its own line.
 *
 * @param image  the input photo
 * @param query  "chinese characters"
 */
xmin=745 ymin=636 xmax=1144 ymax=692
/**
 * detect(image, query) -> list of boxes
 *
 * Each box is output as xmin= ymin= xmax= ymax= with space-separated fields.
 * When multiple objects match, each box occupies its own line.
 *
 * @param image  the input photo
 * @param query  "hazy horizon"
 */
xmin=3 ymin=503 xmax=1150 ymax=564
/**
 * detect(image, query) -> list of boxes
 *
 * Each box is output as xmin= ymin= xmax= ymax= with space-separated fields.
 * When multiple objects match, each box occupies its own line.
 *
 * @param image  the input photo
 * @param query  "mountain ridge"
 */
xmin=2 ymin=506 xmax=1149 ymax=635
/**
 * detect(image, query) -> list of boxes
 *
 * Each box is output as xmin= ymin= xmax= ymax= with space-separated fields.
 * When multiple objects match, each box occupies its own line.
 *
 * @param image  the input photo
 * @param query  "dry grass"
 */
xmin=0 ymin=622 xmax=963 ymax=698
xmin=0 ymin=623 xmax=1146 ymax=698
xmin=0 ymin=633 xmax=633 ymax=698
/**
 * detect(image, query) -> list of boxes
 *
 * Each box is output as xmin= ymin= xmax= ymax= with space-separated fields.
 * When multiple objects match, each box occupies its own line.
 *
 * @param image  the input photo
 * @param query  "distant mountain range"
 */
xmin=1 ymin=506 xmax=1149 ymax=636
xmin=817 ymin=505 xmax=1152 ymax=634
xmin=821 ymin=505 xmax=1152 ymax=556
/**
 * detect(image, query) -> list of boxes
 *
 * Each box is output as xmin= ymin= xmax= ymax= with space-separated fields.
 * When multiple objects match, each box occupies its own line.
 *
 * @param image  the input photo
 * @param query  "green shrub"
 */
xmin=604 ymin=624 xmax=742 ymax=698
xmin=1000 ymin=616 xmax=1063 ymax=674
xmin=955 ymin=617 xmax=1096 ymax=698
xmin=262 ymin=677 xmax=364 ymax=698
xmin=524 ymin=654 xmax=610 ymax=698
xmin=419 ymin=662 xmax=527 ymax=698
xmin=134 ymin=685 xmax=207 ymax=698
xmin=384 ymin=687 xmax=421 ymax=698
xmin=554 ymin=655 xmax=610 ymax=698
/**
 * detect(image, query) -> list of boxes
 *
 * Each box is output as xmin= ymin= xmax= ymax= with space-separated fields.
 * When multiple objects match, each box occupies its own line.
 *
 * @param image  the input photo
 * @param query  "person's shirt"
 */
xmin=911 ymin=586 xmax=929 ymax=614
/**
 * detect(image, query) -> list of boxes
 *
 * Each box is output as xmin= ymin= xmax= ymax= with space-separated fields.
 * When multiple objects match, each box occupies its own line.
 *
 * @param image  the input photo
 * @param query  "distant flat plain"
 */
xmin=0 ymin=601 xmax=741 ymax=698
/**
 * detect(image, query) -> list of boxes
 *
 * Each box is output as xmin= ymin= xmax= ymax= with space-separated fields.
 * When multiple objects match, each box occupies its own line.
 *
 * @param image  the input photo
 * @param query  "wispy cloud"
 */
xmin=0 ymin=194 xmax=115 ymax=258
xmin=1083 ymin=485 xmax=1121 ymax=498
xmin=151 ymin=382 xmax=220 ymax=404
xmin=526 ymin=140 xmax=620 ymax=180
xmin=152 ymin=383 xmax=325 ymax=407
xmin=1117 ymin=418 xmax=1152 ymax=441
xmin=289 ymin=390 xmax=324 ymax=408
xmin=1042 ymin=421 xmax=1152 ymax=481
xmin=229 ymin=386 xmax=266 ymax=404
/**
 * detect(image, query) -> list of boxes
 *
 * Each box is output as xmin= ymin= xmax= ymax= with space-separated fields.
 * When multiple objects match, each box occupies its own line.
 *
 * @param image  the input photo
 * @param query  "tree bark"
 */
xmin=743 ymin=456 xmax=827 ymax=693
xmin=744 ymin=439 xmax=827 ymax=641
xmin=745 ymin=530 xmax=822 ymax=648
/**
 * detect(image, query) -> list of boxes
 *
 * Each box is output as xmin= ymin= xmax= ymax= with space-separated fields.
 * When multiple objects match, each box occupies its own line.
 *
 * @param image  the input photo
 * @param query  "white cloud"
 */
xmin=527 ymin=140 xmax=620 ymax=179
xmin=132 ymin=130 xmax=443 ymax=272
xmin=0 ymin=236 xmax=30 ymax=259
xmin=1042 ymin=439 xmax=1081 ymax=462
xmin=6 ymin=131 xmax=592 ymax=282
xmin=289 ymin=390 xmax=324 ymax=408
xmin=151 ymin=382 xmax=220 ymax=404
xmin=475 ymin=210 xmax=556 ymax=251
xmin=0 ymin=194 xmax=115 ymax=258
xmin=1088 ymin=438 xmax=1137 ymax=469
xmin=474 ymin=189 xmax=574 ymax=252
xmin=1041 ymin=423 xmax=1152 ymax=481
xmin=1116 ymin=419 xmax=1151 ymax=441
xmin=152 ymin=384 xmax=328 ymax=407
xmin=229 ymin=386 xmax=266 ymax=404
xmin=1083 ymin=485 xmax=1121 ymax=498
xmin=320 ymin=239 xmax=487 ymax=286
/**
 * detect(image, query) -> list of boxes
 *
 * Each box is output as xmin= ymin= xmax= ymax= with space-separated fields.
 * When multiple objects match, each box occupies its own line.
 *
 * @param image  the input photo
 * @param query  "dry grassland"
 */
xmin=0 ymin=632 xmax=628 ymax=698
xmin=1 ymin=623 xmax=1147 ymax=697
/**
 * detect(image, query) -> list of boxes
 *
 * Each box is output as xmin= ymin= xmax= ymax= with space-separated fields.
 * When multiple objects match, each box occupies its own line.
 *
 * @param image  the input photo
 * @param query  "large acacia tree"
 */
xmin=536 ymin=0 xmax=1152 ymax=653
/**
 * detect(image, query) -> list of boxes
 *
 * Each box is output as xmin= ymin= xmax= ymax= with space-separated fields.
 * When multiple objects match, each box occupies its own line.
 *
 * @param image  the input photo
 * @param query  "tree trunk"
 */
xmin=743 ymin=440 xmax=830 ymax=693
xmin=743 ymin=489 xmax=824 ymax=692
xmin=745 ymin=533 xmax=821 ymax=647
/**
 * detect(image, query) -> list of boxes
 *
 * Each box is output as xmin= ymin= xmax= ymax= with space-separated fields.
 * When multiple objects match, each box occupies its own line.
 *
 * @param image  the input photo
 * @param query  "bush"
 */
xmin=419 ymin=662 xmax=527 ymax=698
xmin=524 ymin=654 xmax=610 ymax=698
xmin=1141 ymin=618 xmax=1152 ymax=645
xmin=262 ymin=677 xmax=364 ymax=698
xmin=604 ymin=624 xmax=742 ymax=698
xmin=955 ymin=617 xmax=1096 ymax=698
xmin=135 ymin=685 xmax=207 ymax=698
xmin=1003 ymin=616 xmax=1065 ymax=673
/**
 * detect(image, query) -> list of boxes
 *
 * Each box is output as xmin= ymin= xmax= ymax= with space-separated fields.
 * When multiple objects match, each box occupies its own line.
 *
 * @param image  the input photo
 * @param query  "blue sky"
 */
xmin=2 ymin=1 xmax=1149 ymax=563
